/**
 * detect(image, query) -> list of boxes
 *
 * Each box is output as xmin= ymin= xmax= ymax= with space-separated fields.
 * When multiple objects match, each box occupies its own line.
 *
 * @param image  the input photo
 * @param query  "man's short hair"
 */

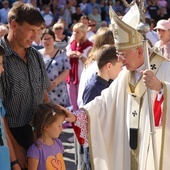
xmin=96 ymin=44 xmax=117 ymax=69
xmin=8 ymin=2 xmax=44 ymax=26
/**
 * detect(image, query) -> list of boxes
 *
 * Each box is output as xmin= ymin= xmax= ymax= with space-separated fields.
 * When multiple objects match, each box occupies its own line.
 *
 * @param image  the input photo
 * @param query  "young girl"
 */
xmin=27 ymin=102 xmax=67 ymax=170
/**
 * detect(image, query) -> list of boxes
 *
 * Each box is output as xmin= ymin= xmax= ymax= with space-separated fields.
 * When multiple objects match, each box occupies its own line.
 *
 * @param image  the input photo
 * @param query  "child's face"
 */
xmin=72 ymin=28 xmax=86 ymax=42
xmin=0 ymin=56 xmax=4 ymax=75
xmin=109 ymin=61 xmax=123 ymax=80
xmin=45 ymin=116 xmax=65 ymax=138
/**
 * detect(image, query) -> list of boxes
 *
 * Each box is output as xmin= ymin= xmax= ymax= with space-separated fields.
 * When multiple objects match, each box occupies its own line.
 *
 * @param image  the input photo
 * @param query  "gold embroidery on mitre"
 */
xmin=109 ymin=3 xmax=143 ymax=50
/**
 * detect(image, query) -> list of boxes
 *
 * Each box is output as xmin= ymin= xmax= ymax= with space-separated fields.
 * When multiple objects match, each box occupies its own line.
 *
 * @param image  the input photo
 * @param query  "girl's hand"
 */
xmin=76 ymin=51 xmax=82 ymax=58
xmin=69 ymin=51 xmax=77 ymax=58
xmin=69 ymin=51 xmax=81 ymax=58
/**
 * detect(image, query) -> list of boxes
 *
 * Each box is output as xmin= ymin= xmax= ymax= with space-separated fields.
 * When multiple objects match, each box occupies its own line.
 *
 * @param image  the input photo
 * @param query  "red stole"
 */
xmin=66 ymin=39 xmax=92 ymax=85
xmin=154 ymin=94 xmax=164 ymax=126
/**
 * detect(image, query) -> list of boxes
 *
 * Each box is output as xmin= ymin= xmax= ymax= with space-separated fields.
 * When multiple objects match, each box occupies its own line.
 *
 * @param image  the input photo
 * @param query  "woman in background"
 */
xmin=53 ymin=22 xmax=70 ymax=51
xmin=66 ymin=23 xmax=93 ymax=112
xmin=39 ymin=28 xmax=71 ymax=107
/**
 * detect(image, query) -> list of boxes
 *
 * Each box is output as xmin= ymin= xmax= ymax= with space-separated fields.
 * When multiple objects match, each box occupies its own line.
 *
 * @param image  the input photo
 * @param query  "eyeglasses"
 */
xmin=55 ymin=27 xmax=63 ymax=30
xmin=42 ymin=37 xmax=53 ymax=41
xmin=116 ymin=48 xmax=137 ymax=60
xmin=116 ymin=52 xmax=126 ymax=60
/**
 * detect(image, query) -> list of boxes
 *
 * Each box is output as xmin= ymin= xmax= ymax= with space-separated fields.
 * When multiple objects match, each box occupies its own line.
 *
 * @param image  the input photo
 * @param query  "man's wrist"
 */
xmin=74 ymin=115 xmax=77 ymax=122
xmin=11 ymin=159 xmax=19 ymax=167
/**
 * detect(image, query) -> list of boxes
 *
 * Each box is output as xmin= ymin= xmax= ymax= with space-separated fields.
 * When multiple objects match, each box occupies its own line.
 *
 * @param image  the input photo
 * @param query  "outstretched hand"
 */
xmin=142 ymin=69 xmax=163 ymax=92
xmin=57 ymin=105 xmax=76 ymax=123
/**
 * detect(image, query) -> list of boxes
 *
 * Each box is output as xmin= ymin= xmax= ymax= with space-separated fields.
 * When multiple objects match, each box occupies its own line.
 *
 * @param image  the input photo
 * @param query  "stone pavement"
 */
xmin=60 ymin=128 xmax=77 ymax=170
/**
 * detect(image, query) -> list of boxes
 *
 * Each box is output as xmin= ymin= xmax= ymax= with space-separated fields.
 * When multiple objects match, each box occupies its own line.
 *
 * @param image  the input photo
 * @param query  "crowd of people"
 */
xmin=0 ymin=0 xmax=170 ymax=37
xmin=0 ymin=0 xmax=170 ymax=170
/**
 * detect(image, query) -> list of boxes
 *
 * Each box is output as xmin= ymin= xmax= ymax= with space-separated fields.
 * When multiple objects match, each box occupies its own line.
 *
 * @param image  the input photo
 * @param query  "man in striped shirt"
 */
xmin=0 ymin=2 xmax=50 ymax=169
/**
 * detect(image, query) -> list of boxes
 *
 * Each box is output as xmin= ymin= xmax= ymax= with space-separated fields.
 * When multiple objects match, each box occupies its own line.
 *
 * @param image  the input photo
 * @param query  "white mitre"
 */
xmin=109 ymin=3 xmax=143 ymax=50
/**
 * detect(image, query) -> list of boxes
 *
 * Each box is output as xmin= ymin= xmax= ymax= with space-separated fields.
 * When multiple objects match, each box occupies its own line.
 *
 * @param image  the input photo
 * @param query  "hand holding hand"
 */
xmin=69 ymin=51 xmax=81 ymax=58
xmin=142 ymin=69 xmax=163 ymax=92
xmin=69 ymin=51 xmax=77 ymax=58
xmin=76 ymin=51 xmax=82 ymax=58
xmin=12 ymin=163 xmax=21 ymax=170
xmin=15 ymin=146 xmax=27 ymax=169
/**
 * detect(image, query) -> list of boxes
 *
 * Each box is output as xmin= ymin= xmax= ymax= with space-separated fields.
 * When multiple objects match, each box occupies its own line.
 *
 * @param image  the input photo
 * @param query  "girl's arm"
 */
xmin=28 ymin=158 xmax=39 ymax=170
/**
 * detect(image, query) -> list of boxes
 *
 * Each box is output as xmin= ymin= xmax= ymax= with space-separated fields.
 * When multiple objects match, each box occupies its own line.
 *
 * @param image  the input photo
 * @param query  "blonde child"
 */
xmin=27 ymin=102 xmax=67 ymax=170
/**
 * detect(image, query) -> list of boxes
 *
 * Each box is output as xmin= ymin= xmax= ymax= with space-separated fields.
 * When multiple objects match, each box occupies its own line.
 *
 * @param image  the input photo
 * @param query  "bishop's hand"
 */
xmin=57 ymin=105 xmax=76 ymax=123
xmin=142 ymin=69 xmax=163 ymax=92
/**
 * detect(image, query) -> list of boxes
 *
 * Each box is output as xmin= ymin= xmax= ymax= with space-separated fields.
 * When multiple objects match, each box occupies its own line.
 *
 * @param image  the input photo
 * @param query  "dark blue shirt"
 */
xmin=82 ymin=75 xmax=112 ymax=105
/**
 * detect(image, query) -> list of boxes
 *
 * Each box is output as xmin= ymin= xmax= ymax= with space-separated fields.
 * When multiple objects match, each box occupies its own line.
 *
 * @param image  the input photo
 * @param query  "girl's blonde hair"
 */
xmin=85 ymin=27 xmax=115 ymax=67
xmin=73 ymin=22 xmax=88 ymax=33
xmin=72 ymin=23 xmax=88 ymax=43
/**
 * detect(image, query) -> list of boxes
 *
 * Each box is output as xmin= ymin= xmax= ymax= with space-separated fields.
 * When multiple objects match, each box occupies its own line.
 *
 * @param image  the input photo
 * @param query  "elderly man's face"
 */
xmin=117 ymin=47 xmax=144 ymax=71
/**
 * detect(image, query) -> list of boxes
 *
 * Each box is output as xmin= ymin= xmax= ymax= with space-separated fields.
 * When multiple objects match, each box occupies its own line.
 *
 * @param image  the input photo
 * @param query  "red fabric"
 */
xmin=72 ymin=122 xmax=85 ymax=145
xmin=66 ymin=39 xmax=93 ymax=85
xmin=154 ymin=94 xmax=164 ymax=126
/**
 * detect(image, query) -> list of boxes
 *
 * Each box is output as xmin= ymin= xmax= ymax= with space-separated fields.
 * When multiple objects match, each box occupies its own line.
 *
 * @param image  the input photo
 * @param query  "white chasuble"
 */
xmin=82 ymin=53 xmax=170 ymax=170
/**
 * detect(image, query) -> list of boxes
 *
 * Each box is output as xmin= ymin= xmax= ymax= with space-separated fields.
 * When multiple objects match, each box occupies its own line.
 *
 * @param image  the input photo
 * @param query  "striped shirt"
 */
xmin=0 ymin=36 xmax=50 ymax=128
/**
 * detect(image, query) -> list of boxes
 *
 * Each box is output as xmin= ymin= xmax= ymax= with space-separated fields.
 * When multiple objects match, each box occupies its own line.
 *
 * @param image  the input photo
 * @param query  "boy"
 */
xmin=82 ymin=44 xmax=122 ymax=105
